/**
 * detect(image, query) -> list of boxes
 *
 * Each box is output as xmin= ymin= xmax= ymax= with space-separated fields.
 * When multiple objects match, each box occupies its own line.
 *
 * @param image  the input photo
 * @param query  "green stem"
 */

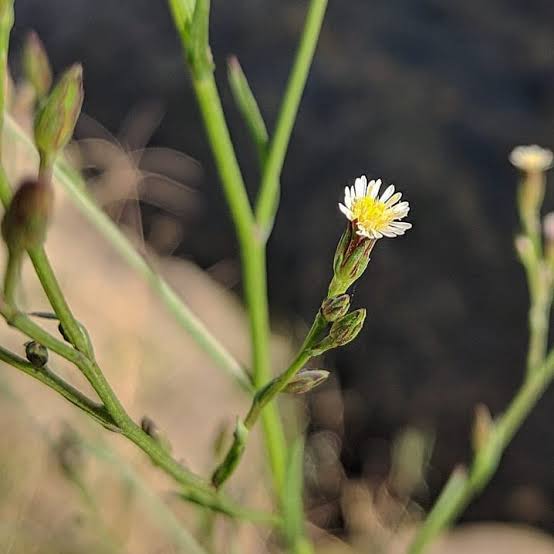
xmin=0 ymin=0 xmax=13 ymax=156
xmin=408 ymin=351 xmax=554 ymax=554
xmin=0 ymin=299 xmax=268 ymax=518
xmin=2 ymin=249 xmax=20 ymax=305
xmin=2 ymin=114 xmax=250 ymax=392
xmin=255 ymin=0 xmax=328 ymax=236
xmin=0 ymin=344 xmax=116 ymax=429
xmin=27 ymin=245 xmax=91 ymax=354
xmin=212 ymin=313 xmax=326 ymax=488
xmin=189 ymin=60 xmax=288 ymax=493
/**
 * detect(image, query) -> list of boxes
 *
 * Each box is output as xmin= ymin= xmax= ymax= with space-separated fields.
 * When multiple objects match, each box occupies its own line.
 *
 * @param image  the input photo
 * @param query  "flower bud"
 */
xmin=332 ymin=224 xmax=353 ymax=274
xmin=320 ymin=294 xmax=350 ymax=322
xmin=329 ymin=308 xmax=366 ymax=346
xmin=141 ymin=416 xmax=172 ymax=453
xmin=25 ymin=340 xmax=48 ymax=367
xmin=329 ymin=228 xmax=376 ymax=296
xmin=312 ymin=308 xmax=366 ymax=354
xmin=284 ymin=369 xmax=330 ymax=394
xmin=23 ymin=31 xmax=52 ymax=101
xmin=34 ymin=63 xmax=83 ymax=166
xmin=471 ymin=403 xmax=493 ymax=453
xmin=1 ymin=179 xmax=53 ymax=255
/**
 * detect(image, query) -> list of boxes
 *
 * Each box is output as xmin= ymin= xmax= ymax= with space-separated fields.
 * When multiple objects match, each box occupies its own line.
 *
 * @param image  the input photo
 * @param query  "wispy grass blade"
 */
xmin=3 ymin=114 xmax=251 ymax=392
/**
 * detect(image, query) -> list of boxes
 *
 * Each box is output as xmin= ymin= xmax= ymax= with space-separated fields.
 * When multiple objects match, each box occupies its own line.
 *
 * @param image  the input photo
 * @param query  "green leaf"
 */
xmin=227 ymin=56 xmax=269 ymax=167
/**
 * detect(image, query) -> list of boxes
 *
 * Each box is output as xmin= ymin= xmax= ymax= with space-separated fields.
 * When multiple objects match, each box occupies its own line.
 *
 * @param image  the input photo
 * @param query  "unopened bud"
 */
xmin=141 ymin=416 xmax=172 ymax=453
xmin=329 ymin=229 xmax=375 ymax=296
xmin=329 ymin=308 xmax=366 ymax=346
xmin=332 ymin=225 xmax=353 ymax=274
xmin=34 ymin=63 xmax=83 ymax=166
xmin=312 ymin=308 xmax=366 ymax=354
xmin=284 ymin=369 xmax=330 ymax=394
xmin=471 ymin=403 xmax=493 ymax=453
xmin=1 ymin=179 xmax=53 ymax=255
xmin=24 ymin=341 xmax=48 ymax=367
xmin=320 ymin=294 xmax=350 ymax=322
xmin=23 ymin=31 xmax=52 ymax=100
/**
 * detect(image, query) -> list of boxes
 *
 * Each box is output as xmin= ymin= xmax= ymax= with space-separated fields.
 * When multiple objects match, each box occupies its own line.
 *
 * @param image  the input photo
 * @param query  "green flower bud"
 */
xmin=284 ymin=369 xmax=330 ymax=394
xmin=312 ymin=308 xmax=366 ymax=354
xmin=34 ymin=63 xmax=83 ymax=166
xmin=320 ymin=294 xmax=350 ymax=322
xmin=332 ymin=224 xmax=353 ymax=274
xmin=23 ymin=31 xmax=52 ymax=101
xmin=25 ymin=341 xmax=48 ymax=367
xmin=1 ymin=179 xmax=53 ymax=255
xmin=329 ymin=227 xmax=376 ymax=296
xmin=329 ymin=308 xmax=366 ymax=346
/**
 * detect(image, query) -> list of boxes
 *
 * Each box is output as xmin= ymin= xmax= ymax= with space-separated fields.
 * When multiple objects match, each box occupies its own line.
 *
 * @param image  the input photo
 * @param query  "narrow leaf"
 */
xmin=227 ymin=56 xmax=269 ymax=167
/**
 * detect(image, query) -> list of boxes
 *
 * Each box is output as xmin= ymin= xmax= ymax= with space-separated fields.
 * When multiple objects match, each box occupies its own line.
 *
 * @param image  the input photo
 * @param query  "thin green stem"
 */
xmin=28 ymin=245 xmax=91 ymax=354
xmin=3 ymin=114 xmax=250 ymax=391
xmin=0 ymin=298 xmax=270 ymax=517
xmin=0 ymin=344 xmax=116 ymax=429
xmin=191 ymin=76 xmax=255 ymax=246
xmin=0 ymin=0 xmax=13 ymax=156
xmin=409 ymin=351 xmax=554 ymax=554
xmin=187 ymin=45 xmax=288 ymax=493
xmin=2 ymin=250 xmax=20 ymax=305
xmin=212 ymin=313 xmax=326 ymax=488
xmin=255 ymin=0 xmax=328 ymax=236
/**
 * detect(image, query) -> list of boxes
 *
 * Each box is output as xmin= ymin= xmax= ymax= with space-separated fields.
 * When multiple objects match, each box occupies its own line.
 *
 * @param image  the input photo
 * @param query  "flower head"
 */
xmin=339 ymin=175 xmax=411 ymax=239
xmin=509 ymin=145 xmax=553 ymax=173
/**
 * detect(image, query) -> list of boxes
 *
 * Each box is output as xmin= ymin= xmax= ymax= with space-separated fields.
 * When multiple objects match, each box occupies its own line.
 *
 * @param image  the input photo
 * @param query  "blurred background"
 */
xmin=0 ymin=0 xmax=553 ymax=552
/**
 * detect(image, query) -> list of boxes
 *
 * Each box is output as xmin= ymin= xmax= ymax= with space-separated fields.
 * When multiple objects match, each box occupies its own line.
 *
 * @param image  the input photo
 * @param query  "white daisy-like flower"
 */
xmin=509 ymin=145 xmax=553 ymax=172
xmin=338 ymin=175 xmax=411 ymax=239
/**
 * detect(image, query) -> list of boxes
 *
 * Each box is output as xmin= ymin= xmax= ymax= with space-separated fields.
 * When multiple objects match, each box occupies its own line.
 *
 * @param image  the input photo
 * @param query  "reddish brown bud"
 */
xmin=1 ymin=178 xmax=54 ymax=254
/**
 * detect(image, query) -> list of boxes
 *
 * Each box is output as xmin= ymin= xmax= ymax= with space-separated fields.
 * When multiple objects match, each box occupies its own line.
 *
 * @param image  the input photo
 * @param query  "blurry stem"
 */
xmin=3 ymin=249 xmax=20 ymax=305
xmin=2 ymin=114 xmax=251 ymax=391
xmin=516 ymin=169 xmax=552 ymax=376
xmin=409 ymin=348 xmax=554 ymax=554
xmin=0 ymin=299 xmax=273 ymax=519
xmin=255 ymin=0 xmax=327 ymax=237
xmin=0 ymin=0 xmax=13 ymax=156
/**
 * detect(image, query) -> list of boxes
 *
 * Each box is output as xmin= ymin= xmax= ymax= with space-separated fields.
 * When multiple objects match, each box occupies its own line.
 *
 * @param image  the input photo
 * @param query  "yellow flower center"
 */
xmin=351 ymin=196 xmax=392 ymax=231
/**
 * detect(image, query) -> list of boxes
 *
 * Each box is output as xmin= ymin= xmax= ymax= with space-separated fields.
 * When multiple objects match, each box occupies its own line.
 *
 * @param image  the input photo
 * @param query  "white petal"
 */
xmin=338 ymin=203 xmax=353 ymax=219
xmin=380 ymin=184 xmax=395 ymax=202
xmin=355 ymin=176 xmax=367 ymax=198
xmin=368 ymin=179 xmax=382 ymax=198
xmin=389 ymin=221 xmax=412 ymax=230
xmin=385 ymin=192 xmax=402 ymax=207
xmin=344 ymin=186 xmax=352 ymax=208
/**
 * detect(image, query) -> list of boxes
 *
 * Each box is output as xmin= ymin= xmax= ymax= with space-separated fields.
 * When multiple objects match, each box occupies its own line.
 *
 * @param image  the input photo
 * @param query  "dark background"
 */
xmin=10 ymin=0 xmax=554 ymax=532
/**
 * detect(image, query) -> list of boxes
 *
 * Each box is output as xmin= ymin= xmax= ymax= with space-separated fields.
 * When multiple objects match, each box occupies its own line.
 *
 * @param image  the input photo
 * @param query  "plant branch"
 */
xmin=255 ymin=0 xmax=328 ymax=236
xmin=408 ymin=350 xmax=554 ymax=554
xmin=0 ymin=344 xmax=116 ymax=429
xmin=2 ymin=114 xmax=251 ymax=391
